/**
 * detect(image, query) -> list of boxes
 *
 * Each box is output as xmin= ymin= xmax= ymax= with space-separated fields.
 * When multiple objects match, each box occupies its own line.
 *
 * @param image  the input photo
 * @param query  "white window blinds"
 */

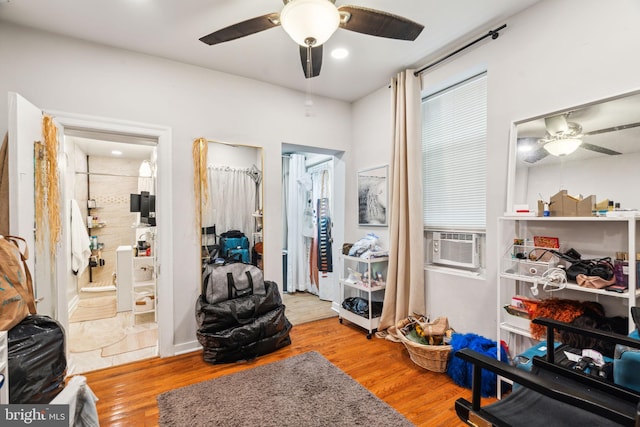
xmin=422 ymin=73 xmax=487 ymax=229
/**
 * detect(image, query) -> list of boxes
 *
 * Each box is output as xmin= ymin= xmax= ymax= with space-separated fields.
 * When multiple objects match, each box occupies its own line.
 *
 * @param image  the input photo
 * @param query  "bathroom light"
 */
xmin=111 ymin=150 xmax=123 ymax=156
xmin=280 ymin=0 xmax=340 ymax=47
xmin=543 ymin=137 xmax=583 ymax=156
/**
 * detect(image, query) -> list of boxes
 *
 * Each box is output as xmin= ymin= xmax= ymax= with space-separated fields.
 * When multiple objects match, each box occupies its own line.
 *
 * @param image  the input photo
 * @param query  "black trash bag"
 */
xmin=8 ymin=315 xmax=66 ymax=403
xmin=341 ymin=297 xmax=383 ymax=319
xmin=197 ymin=305 xmax=292 ymax=364
xmin=196 ymin=280 xmax=282 ymax=333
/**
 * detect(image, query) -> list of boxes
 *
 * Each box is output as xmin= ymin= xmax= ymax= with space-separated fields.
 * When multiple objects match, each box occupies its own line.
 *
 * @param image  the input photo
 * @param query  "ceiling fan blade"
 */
xmin=199 ymin=13 xmax=280 ymax=45
xmin=583 ymin=121 xmax=640 ymax=136
xmin=522 ymin=147 xmax=549 ymax=164
xmin=338 ymin=6 xmax=424 ymax=41
xmin=580 ymin=142 xmax=622 ymax=156
xmin=299 ymin=45 xmax=323 ymax=79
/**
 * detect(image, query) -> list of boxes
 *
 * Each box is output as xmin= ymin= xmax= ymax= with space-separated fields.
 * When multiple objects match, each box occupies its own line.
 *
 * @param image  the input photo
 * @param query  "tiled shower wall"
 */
xmin=83 ymin=156 xmax=144 ymax=287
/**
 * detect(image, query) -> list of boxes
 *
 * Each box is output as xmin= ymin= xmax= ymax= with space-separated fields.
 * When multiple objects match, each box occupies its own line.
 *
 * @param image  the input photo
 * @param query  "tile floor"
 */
xmin=68 ymin=310 xmax=157 ymax=375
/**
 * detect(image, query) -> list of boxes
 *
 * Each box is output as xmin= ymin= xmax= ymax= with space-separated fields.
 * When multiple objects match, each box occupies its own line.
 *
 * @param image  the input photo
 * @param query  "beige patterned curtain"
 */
xmin=379 ymin=69 xmax=425 ymax=332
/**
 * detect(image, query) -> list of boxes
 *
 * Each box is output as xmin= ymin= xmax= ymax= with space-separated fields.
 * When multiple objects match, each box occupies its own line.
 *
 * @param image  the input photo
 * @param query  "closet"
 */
xmin=283 ymin=153 xmax=337 ymax=301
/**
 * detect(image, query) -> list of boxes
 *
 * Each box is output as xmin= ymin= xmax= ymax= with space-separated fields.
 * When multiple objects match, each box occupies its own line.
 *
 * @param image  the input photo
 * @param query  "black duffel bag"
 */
xmin=197 ymin=305 xmax=292 ymax=364
xmin=196 ymin=280 xmax=283 ymax=333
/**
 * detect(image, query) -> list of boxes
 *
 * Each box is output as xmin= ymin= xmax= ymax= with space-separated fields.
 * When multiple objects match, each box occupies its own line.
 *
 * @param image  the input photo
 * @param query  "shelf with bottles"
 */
xmin=86 ymin=202 xmax=106 ymax=228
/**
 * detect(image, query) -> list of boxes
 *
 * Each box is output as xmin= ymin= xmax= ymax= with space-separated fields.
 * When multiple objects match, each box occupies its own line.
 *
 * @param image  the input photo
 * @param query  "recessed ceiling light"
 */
xmin=111 ymin=150 xmax=123 ymax=156
xmin=331 ymin=48 xmax=349 ymax=59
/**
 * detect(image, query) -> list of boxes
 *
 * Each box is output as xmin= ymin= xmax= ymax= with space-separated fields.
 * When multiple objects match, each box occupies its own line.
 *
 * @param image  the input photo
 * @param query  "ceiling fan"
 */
xmin=199 ymin=0 xmax=424 ymax=79
xmin=518 ymin=113 xmax=640 ymax=164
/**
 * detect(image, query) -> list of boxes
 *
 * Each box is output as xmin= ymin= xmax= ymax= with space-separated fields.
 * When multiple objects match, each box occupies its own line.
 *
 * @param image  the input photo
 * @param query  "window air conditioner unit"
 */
xmin=432 ymin=232 xmax=479 ymax=269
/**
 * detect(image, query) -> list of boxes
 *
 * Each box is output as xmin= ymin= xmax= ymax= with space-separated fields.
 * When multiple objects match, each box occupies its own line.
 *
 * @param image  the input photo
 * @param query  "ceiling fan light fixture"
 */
xmin=543 ymin=137 xmax=583 ymax=156
xmin=280 ymin=0 xmax=340 ymax=47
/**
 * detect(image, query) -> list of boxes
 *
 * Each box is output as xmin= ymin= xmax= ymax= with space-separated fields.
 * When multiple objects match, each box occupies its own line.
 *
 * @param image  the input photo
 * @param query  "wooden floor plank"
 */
xmin=82 ymin=317 xmax=491 ymax=426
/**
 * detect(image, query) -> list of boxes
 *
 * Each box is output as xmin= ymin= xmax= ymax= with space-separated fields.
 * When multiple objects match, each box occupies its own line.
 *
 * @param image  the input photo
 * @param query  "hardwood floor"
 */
xmin=282 ymin=291 xmax=338 ymax=325
xmin=82 ymin=317 xmax=488 ymax=426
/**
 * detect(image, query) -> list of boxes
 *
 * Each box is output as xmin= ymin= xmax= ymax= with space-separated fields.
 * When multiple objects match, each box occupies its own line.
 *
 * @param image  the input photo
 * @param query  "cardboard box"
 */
xmin=550 ymin=190 xmax=577 ymax=216
xmin=549 ymin=190 xmax=595 ymax=217
xmin=578 ymin=195 xmax=595 ymax=216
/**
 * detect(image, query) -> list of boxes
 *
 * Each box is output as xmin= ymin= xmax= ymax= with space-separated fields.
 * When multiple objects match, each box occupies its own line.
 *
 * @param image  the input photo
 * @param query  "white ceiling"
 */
xmin=0 ymin=0 xmax=541 ymax=103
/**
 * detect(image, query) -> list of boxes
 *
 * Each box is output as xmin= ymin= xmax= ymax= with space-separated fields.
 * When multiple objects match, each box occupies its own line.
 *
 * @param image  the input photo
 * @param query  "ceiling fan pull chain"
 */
xmin=306 ymin=44 xmax=313 ymax=78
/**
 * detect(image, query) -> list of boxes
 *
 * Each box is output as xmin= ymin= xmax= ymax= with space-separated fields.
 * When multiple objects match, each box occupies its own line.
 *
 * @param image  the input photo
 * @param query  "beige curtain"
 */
xmin=379 ymin=69 xmax=425 ymax=332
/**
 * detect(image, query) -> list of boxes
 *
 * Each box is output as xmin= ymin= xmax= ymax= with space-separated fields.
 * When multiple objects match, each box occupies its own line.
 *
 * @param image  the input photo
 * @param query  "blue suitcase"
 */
xmin=228 ymin=248 xmax=250 ymax=263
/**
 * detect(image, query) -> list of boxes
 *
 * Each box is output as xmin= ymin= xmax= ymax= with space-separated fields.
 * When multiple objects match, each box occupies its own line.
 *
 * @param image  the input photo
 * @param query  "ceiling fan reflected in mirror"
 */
xmin=199 ymin=0 xmax=424 ymax=79
xmin=517 ymin=113 xmax=640 ymax=164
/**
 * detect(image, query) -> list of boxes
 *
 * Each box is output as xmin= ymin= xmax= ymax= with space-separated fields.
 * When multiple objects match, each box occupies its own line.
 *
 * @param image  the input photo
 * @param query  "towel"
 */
xmin=71 ymin=199 xmax=92 ymax=275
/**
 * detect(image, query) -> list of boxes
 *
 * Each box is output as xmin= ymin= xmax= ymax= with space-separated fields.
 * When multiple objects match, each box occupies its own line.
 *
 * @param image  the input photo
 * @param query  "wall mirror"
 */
xmin=197 ymin=140 xmax=263 ymax=269
xmin=509 ymin=90 xmax=640 ymax=212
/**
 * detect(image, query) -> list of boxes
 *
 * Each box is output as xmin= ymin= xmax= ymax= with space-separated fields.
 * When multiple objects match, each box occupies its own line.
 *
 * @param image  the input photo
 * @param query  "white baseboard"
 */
xmin=331 ymin=301 xmax=340 ymax=313
xmin=172 ymin=340 xmax=202 ymax=356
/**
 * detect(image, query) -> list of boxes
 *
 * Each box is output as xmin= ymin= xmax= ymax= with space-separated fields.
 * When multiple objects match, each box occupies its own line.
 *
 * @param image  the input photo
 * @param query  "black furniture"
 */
xmin=455 ymin=317 xmax=640 ymax=427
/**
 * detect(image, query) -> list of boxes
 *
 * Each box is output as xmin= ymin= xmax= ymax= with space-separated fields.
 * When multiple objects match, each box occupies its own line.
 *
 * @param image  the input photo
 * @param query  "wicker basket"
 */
xmin=399 ymin=331 xmax=452 ymax=372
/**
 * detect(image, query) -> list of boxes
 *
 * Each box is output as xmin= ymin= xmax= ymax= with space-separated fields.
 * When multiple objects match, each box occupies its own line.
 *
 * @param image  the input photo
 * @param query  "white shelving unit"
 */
xmin=339 ymin=254 xmax=388 ymax=339
xmin=497 ymin=215 xmax=640 ymax=396
xmin=0 ymin=331 xmax=7 ymax=404
xmin=132 ymin=255 xmax=157 ymax=323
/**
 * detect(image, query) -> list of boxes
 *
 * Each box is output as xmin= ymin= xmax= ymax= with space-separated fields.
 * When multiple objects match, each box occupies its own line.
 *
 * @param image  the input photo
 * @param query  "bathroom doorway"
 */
xmin=64 ymin=133 xmax=159 ymax=374
xmin=8 ymin=93 xmax=173 ymax=371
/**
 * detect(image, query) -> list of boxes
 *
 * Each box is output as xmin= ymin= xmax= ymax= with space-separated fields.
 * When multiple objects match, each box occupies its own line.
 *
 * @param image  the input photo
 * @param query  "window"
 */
xmin=422 ymin=73 xmax=487 ymax=230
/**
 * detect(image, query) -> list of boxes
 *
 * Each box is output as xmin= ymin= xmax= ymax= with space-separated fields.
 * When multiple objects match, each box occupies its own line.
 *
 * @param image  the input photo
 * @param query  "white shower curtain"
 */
xmin=286 ymin=154 xmax=315 ymax=294
xmin=203 ymin=165 xmax=255 ymax=239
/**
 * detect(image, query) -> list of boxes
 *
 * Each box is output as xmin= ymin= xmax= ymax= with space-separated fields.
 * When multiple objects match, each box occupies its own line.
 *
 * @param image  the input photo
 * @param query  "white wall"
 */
xmin=518 ymin=152 xmax=640 ymax=211
xmin=350 ymin=0 xmax=640 ymax=339
xmin=0 ymin=22 xmax=352 ymax=350
xmin=349 ymin=86 xmax=392 ymax=249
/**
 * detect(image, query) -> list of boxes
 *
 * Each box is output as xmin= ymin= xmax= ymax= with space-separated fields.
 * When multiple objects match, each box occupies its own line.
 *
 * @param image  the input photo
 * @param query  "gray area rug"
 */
xmin=157 ymin=351 xmax=414 ymax=426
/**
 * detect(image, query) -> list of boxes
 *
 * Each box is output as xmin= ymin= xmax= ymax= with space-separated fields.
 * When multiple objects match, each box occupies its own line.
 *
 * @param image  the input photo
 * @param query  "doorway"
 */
xmin=64 ymin=133 xmax=158 ymax=374
xmin=8 ymin=92 xmax=174 ymax=371
xmin=282 ymin=145 xmax=345 ymax=322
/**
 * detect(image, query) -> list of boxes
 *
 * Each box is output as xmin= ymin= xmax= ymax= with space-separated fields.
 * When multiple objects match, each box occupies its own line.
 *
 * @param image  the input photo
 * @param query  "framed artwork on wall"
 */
xmin=357 ymin=165 xmax=388 ymax=227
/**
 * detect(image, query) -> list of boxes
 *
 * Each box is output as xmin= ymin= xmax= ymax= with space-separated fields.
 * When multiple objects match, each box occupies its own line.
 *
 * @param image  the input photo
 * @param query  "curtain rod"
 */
xmin=414 ymin=24 xmax=506 ymax=76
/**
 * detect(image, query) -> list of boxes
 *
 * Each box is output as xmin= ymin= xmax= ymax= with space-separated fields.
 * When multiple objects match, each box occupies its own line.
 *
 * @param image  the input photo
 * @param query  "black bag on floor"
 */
xmin=197 ymin=305 xmax=292 ymax=364
xmin=8 ymin=315 xmax=66 ymax=403
xmin=196 ymin=280 xmax=283 ymax=333
xmin=196 ymin=277 xmax=292 ymax=364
